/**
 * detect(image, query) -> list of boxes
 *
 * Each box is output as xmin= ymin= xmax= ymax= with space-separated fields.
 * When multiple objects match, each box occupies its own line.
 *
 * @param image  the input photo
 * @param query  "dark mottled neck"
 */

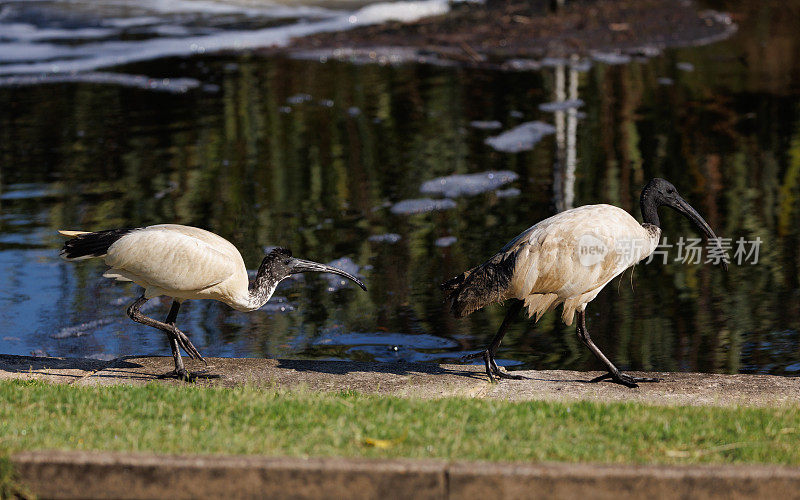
xmin=247 ymin=258 xmax=285 ymax=309
xmin=640 ymin=187 xmax=660 ymax=227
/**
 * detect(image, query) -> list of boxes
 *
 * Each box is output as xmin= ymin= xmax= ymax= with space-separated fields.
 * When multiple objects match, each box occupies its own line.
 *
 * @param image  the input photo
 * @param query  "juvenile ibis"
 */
xmin=59 ymin=224 xmax=367 ymax=380
xmin=441 ymin=178 xmax=726 ymax=387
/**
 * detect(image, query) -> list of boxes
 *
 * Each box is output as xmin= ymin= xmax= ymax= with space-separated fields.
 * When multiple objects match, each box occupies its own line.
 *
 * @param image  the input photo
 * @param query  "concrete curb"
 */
xmin=13 ymin=450 xmax=800 ymax=499
xmin=2 ymin=354 xmax=799 ymax=408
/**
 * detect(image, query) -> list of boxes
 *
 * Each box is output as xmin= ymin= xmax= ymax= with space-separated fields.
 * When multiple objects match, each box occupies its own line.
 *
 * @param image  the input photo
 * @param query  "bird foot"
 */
xmin=589 ymin=371 xmax=661 ymax=388
xmin=462 ymin=350 xmax=525 ymax=382
xmin=171 ymin=329 xmax=206 ymax=365
xmin=157 ymin=369 xmax=195 ymax=382
xmin=490 ymin=359 xmax=525 ymax=381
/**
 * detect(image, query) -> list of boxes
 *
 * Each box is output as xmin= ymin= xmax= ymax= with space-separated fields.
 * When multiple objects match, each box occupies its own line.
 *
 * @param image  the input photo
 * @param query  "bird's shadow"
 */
xmin=0 ymin=354 xmax=143 ymax=380
xmin=275 ymin=358 xmax=487 ymax=381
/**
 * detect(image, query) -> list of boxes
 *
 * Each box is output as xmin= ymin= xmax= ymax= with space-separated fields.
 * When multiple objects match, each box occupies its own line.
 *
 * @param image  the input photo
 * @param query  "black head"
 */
xmin=640 ymin=178 xmax=727 ymax=271
xmin=259 ymin=247 xmax=294 ymax=276
xmin=257 ymin=247 xmax=367 ymax=291
xmin=640 ymin=178 xmax=681 ymax=209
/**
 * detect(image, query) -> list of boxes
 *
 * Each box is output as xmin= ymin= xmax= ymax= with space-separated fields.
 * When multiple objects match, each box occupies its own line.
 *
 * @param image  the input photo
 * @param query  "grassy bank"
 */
xmin=1 ymin=380 xmax=798 ymax=465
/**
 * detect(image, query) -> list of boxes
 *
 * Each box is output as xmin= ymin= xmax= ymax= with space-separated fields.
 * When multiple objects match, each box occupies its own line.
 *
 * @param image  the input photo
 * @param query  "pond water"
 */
xmin=1 ymin=0 xmax=799 ymax=375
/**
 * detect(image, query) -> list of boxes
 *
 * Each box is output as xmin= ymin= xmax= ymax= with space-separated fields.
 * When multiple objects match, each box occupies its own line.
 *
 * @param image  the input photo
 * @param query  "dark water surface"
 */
xmin=1 ymin=1 xmax=799 ymax=375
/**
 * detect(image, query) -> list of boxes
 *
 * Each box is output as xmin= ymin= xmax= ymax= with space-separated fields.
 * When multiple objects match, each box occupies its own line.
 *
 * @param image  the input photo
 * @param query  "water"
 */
xmin=0 ymin=0 xmax=799 ymax=376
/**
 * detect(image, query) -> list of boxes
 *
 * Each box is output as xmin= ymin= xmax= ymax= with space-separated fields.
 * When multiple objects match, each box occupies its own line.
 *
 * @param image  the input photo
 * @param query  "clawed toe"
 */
xmin=461 ymin=350 xmax=523 ymax=382
xmin=172 ymin=330 xmax=205 ymax=363
xmin=489 ymin=360 xmax=525 ymax=380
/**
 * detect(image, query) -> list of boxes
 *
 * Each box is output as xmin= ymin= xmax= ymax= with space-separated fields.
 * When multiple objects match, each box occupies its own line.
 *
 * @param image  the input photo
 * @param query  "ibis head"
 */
xmin=260 ymin=248 xmax=367 ymax=291
xmin=640 ymin=178 xmax=727 ymax=271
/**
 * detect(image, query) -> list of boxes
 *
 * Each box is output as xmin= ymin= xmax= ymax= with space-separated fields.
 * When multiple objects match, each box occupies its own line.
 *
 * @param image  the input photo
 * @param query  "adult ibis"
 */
xmin=441 ymin=178 xmax=726 ymax=387
xmin=59 ymin=224 xmax=367 ymax=380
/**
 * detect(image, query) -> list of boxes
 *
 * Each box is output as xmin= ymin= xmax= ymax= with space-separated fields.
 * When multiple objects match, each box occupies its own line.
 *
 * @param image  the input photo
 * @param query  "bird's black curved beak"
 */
xmin=289 ymin=258 xmax=368 ymax=290
xmin=670 ymin=197 xmax=728 ymax=271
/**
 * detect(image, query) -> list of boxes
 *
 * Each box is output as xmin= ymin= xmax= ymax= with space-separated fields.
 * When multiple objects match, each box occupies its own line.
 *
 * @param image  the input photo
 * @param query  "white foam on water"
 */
xmin=0 ymin=42 xmax=73 ymax=62
xmin=495 ymin=187 xmax=520 ymax=198
xmin=101 ymin=16 xmax=164 ymax=28
xmin=286 ymin=93 xmax=313 ymax=104
xmin=148 ymin=24 xmax=195 ymax=37
xmin=485 ymin=121 xmax=556 ymax=153
xmin=434 ymin=236 xmax=457 ymax=247
xmin=469 ymin=120 xmax=502 ymax=130
xmin=0 ymin=0 xmax=450 ymax=75
xmin=420 ymin=171 xmax=518 ymax=197
xmin=0 ymin=23 xmax=115 ymax=41
xmin=390 ymin=198 xmax=457 ymax=215
xmin=367 ymin=233 xmax=401 ymax=243
xmin=538 ymin=99 xmax=584 ymax=112
xmin=350 ymin=0 xmax=446 ymax=23
xmin=591 ymin=52 xmax=631 ymax=65
xmin=504 ymin=58 xmax=541 ymax=71
xmin=0 ymin=71 xmax=204 ymax=93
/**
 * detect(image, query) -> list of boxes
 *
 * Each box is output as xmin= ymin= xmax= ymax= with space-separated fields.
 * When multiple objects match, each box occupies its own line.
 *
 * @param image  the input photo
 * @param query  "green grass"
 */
xmin=0 ymin=380 xmax=798 ymax=465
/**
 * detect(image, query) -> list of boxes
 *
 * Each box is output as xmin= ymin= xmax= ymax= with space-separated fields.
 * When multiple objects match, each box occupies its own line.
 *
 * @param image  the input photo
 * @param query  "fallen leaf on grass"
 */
xmin=363 ymin=435 xmax=406 ymax=449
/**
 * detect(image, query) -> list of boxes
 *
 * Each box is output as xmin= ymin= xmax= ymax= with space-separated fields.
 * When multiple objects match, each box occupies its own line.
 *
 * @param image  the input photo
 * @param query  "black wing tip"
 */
xmin=60 ymin=228 xmax=136 ymax=260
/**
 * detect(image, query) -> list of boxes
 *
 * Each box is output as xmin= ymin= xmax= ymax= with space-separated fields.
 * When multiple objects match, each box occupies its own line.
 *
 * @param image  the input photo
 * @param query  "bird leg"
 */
xmin=576 ymin=310 xmax=661 ymax=388
xmin=461 ymin=300 xmax=525 ymax=382
xmin=126 ymin=296 xmax=206 ymax=380
xmin=160 ymin=301 xmax=191 ymax=381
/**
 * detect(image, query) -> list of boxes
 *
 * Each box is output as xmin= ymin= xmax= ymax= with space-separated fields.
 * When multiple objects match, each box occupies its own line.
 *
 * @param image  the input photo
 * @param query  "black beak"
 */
xmin=290 ymin=258 xmax=368 ymax=291
xmin=672 ymin=197 xmax=728 ymax=272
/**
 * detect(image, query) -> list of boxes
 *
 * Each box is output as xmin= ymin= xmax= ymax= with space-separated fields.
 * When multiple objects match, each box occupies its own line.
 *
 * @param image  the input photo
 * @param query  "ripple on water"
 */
xmin=484 ymin=122 xmax=556 ymax=153
xmin=259 ymin=296 xmax=296 ymax=313
xmin=0 ymin=73 xmax=204 ymax=94
xmin=591 ymin=52 xmax=632 ymax=65
xmin=390 ymin=198 xmax=457 ymax=215
xmin=367 ymin=233 xmax=401 ymax=244
xmin=495 ymin=187 xmax=521 ymax=198
xmin=469 ymin=120 xmax=502 ymax=130
xmin=314 ymin=331 xmax=459 ymax=349
xmin=435 ymin=236 xmax=457 ymax=247
xmin=420 ymin=171 xmax=518 ymax=198
xmin=51 ymin=318 xmax=115 ymax=339
xmin=538 ymin=99 xmax=584 ymax=112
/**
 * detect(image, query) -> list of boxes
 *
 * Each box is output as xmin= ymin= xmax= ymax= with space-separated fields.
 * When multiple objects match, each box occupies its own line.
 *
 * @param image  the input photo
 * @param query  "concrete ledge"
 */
xmin=13 ymin=451 xmax=445 ymax=500
xmin=13 ymin=450 xmax=800 ymax=500
xmin=2 ymin=354 xmax=798 ymax=408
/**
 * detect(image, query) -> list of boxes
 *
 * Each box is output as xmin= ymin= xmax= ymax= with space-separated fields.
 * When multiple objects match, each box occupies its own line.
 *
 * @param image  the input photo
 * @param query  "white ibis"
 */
xmin=441 ymin=178 xmax=726 ymax=387
xmin=59 ymin=224 xmax=367 ymax=380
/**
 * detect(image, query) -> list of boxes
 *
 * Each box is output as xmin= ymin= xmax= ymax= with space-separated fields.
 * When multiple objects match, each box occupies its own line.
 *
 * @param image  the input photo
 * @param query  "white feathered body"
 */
xmin=65 ymin=225 xmax=255 ymax=311
xmin=503 ymin=204 xmax=660 ymax=325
